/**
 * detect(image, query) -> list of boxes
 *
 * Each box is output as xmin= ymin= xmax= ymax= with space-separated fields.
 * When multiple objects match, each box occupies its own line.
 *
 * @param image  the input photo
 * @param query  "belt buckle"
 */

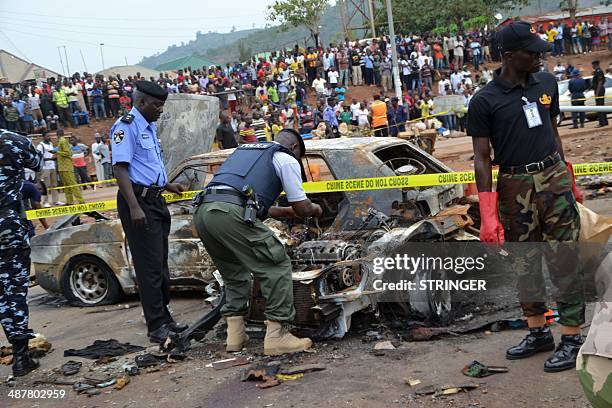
xmin=140 ymin=186 xmax=149 ymax=198
xmin=525 ymin=162 xmax=543 ymax=174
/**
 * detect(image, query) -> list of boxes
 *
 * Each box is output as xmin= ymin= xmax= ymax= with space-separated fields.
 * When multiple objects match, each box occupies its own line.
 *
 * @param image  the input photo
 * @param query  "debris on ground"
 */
xmin=94 ymin=356 xmax=117 ymax=365
xmin=60 ymin=360 xmax=82 ymax=376
xmin=64 ymin=339 xmax=145 ymax=359
xmin=414 ymin=383 xmax=480 ymax=397
xmin=207 ymin=356 xmax=250 ymax=370
xmin=404 ymin=377 xmax=422 ymax=387
xmin=462 ymin=360 xmax=509 ymax=378
xmin=240 ymin=364 xmax=281 ymax=389
xmin=409 ymin=327 xmax=457 ymax=341
xmin=122 ymin=362 xmax=140 ymax=376
xmin=135 ymin=353 xmax=167 ymax=368
xmin=280 ymin=364 xmax=327 ymax=375
xmin=276 ymin=373 xmax=304 ymax=381
xmin=1 ymin=333 xmax=52 ymax=364
xmin=373 ymin=340 xmax=396 ymax=350
xmin=114 ymin=374 xmax=130 ymax=390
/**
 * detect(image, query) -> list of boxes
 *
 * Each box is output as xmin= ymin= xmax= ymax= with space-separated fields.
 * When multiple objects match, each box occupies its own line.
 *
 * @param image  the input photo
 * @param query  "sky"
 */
xmin=0 ymin=0 xmax=278 ymax=75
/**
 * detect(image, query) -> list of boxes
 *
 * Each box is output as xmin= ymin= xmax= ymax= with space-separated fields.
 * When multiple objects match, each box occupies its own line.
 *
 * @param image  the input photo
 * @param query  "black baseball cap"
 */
xmin=498 ymin=21 xmax=552 ymax=53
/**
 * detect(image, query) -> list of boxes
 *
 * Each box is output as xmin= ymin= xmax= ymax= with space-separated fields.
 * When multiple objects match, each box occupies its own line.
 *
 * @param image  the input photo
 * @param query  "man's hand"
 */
xmin=130 ymin=204 xmax=147 ymax=228
xmin=165 ymin=183 xmax=187 ymax=194
xmin=478 ymin=192 xmax=505 ymax=245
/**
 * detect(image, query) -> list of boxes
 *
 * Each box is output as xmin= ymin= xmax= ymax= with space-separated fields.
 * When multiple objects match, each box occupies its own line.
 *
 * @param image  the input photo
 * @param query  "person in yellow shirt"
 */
xmin=546 ymin=25 xmax=558 ymax=44
xmin=369 ymin=94 xmax=388 ymax=137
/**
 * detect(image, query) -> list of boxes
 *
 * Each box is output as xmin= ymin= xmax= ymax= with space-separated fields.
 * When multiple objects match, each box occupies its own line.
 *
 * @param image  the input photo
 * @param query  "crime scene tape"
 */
xmin=48 ymin=178 xmax=117 ymax=190
xmin=26 ymin=161 xmax=612 ymax=220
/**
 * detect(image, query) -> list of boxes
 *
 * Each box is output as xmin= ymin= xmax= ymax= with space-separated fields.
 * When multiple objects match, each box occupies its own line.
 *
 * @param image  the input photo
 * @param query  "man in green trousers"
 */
xmin=193 ymin=129 xmax=322 ymax=355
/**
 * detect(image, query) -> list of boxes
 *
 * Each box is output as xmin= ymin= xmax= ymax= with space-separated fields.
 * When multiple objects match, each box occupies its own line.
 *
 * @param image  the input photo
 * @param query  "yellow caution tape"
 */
xmin=48 ymin=178 xmax=117 ymax=190
xmin=26 ymin=161 xmax=612 ymax=220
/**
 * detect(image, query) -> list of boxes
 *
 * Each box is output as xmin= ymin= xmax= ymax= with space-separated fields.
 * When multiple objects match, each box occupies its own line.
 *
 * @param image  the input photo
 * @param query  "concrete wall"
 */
xmin=157 ymin=94 xmax=219 ymax=173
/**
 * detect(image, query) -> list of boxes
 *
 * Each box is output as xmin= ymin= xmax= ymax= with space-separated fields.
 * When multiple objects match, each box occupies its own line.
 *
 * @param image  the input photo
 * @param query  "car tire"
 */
xmin=410 ymin=267 xmax=452 ymax=325
xmin=60 ymin=255 xmax=123 ymax=306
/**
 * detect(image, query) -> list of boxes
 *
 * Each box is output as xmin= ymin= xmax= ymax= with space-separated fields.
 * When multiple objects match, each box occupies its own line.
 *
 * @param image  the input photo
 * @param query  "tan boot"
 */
xmin=226 ymin=316 xmax=249 ymax=352
xmin=264 ymin=320 xmax=312 ymax=356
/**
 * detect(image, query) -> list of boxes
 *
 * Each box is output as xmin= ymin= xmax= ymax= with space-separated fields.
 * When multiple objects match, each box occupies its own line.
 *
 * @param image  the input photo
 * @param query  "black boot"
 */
xmin=506 ymin=327 xmax=555 ymax=360
xmin=11 ymin=338 xmax=39 ymax=377
xmin=543 ymin=334 xmax=583 ymax=373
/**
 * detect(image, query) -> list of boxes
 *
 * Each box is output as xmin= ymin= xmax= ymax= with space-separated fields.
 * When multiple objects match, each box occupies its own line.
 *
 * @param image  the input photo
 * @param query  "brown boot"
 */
xmin=225 ymin=316 xmax=249 ymax=352
xmin=264 ymin=321 xmax=312 ymax=356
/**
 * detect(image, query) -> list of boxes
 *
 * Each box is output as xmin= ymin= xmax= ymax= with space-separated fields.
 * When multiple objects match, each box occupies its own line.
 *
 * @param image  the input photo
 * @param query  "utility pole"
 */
xmin=99 ymin=43 xmax=105 ymax=70
xmin=79 ymin=49 xmax=88 ymax=73
xmin=367 ymin=0 xmax=376 ymax=38
xmin=385 ymin=0 xmax=402 ymax=100
xmin=124 ymin=56 xmax=128 ymax=66
xmin=57 ymin=46 xmax=66 ymax=77
xmin=62 ymin=46 xmax=70 ymax=77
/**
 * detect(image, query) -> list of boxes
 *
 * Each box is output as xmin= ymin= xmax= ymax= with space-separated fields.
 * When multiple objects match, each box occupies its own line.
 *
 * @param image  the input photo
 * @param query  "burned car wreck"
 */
xmin=31 ymin=137 xmax=478 ymax=339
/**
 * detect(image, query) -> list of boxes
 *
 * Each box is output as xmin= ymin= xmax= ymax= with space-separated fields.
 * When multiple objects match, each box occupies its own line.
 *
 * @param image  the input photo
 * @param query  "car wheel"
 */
xmin=60 ymin=255 xmax=123 ymax=306
xmin=410 ymin=267 xmax=452 ymax=325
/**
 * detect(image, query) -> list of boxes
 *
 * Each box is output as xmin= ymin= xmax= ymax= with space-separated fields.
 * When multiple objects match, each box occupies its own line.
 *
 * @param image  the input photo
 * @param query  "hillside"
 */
xmin=139 ymin=5 xmax=344 ymax=68
xmin=139 ymin=29 xmax=261 ymax=69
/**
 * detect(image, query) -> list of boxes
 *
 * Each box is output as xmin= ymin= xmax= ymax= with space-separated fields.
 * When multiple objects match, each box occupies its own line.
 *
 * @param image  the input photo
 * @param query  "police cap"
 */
xmin=498 ymin=21 xmax=552 ymax=54
xmin=134 ymin=80 xmax=168 ymax=101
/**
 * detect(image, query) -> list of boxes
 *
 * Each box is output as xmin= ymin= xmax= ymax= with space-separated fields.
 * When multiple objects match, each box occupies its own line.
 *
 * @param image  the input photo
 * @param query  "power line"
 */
xmin=0 ymin=16 xmax=258 ymax=35
xmin=0 ymin=9 xmax=266 ymax=22
xmin=0 ymin=28 xmax=30 ymax=61
xmin=1 ymin=28 xmax=163 ymax=51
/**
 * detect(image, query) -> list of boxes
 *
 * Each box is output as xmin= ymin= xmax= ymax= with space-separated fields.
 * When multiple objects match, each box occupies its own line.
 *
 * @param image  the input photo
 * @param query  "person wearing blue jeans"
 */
xmin=91 ymin=85 xmax=106 ymax=121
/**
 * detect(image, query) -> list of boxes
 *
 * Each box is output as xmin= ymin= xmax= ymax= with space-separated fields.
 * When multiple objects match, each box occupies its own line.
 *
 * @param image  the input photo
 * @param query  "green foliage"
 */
xmin=464 ymin=15 xmax=492 ymax=30
xmin=266 ymin=0 xmax=330 ymax=37
xmin=380 ymin=0 xmax=528 ymax=33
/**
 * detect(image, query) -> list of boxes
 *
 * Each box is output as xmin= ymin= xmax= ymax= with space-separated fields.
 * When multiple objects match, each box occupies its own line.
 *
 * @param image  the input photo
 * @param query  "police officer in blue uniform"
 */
xmin=110 ymin=81 xmax=187 ymax=344
xmin=0 ymin=129 xmax=43 ymax=376
xmin=192 ymin=129 xmax=323 ymax=356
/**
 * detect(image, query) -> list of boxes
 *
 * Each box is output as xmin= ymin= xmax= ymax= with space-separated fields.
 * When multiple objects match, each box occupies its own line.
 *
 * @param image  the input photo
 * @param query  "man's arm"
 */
xmin=551 ymin=119 xmax=565 ymax=161
xmin=473 ymin=137 xmax=493 ymax=192
xmin=113 ymin=163 xmax=147 ymax=227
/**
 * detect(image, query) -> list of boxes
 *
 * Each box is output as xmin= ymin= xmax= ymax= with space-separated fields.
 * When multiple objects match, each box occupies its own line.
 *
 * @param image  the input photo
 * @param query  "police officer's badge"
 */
xmin=113 ymin=130 xmax=125 ymax=144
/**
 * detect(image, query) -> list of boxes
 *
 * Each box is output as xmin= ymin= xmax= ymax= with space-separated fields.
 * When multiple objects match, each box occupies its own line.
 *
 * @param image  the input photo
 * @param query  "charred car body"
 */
xmin=32 ymin=137 xmax=477 ymax=338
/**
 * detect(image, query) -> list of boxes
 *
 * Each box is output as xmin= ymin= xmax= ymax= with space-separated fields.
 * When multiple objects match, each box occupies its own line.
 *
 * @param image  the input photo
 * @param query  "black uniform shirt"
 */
xmin=467 ymin=69 xmax=560 ymax=166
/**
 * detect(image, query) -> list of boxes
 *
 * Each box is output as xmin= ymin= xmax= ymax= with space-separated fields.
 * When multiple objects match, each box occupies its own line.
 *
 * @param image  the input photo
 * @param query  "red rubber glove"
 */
xmin=478 ymin=192 xmax=505 ymax=245
xmin=566 ymin=162 xmax=584 ymax=204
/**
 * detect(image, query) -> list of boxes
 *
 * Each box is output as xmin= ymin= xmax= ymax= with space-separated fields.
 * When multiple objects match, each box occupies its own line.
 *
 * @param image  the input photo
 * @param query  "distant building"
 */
xmin=0 ymin=49 xmax=61 ymax=84
xmin=500 ymin=5 xmax=612 ymax=29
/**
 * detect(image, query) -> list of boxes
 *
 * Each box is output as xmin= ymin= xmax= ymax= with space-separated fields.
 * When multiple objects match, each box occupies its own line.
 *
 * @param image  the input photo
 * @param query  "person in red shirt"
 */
xmin=119 ymin=92 xmax=132 ymax=115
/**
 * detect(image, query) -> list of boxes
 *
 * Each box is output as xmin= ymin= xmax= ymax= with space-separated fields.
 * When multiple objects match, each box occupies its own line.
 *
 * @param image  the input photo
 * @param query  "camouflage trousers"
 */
xmin=497 ymin=160 xmax=585 ymax=327
xmin=0 ymin=209 xmax=34 ymax=341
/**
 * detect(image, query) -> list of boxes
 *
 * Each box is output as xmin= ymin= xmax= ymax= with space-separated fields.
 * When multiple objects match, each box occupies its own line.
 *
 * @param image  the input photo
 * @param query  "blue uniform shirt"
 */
xmin=110 ymin=107 xmax=167 ymax=187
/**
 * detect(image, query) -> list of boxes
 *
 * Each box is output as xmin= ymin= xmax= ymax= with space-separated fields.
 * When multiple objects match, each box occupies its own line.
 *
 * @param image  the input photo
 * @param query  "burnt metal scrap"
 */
xmin=31 ymin=137 xmax=479 ymax=341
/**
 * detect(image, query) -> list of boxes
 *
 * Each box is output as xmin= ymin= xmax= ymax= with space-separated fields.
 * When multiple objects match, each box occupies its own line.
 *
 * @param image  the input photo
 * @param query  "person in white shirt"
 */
xmin=438 ymin=76 xmax=451 ymax=95
xmin=350 ymin=98 xmax=361 ymax=126
xmin=356 ymin=102 xmax=370 ymax=128
xmin=37 ymin=132 xmax=62 ymax=206
xmin=312 ymin=74 xmax=327 ymax=99
xmin=328 ymin=67 xmax=339 ymax=86
xmin=450 ymin=70 xmax=463 ymax=91
xmin=553 ymin=61 xmax=566 ymax=81
xmin=91 ymin=133 xmax=105 ymax=186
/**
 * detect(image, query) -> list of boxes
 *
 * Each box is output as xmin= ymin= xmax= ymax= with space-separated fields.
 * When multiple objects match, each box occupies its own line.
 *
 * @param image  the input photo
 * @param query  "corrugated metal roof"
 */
xmin=0 ymin=49 xmax=61 ymax=83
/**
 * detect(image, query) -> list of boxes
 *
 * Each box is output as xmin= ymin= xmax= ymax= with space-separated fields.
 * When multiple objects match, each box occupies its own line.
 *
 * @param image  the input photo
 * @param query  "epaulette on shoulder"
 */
xmin=120 ymin=113 xmax=135 ymax=124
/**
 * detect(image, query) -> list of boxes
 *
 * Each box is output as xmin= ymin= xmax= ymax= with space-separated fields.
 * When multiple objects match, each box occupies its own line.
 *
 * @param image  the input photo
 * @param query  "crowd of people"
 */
xmin=0 ymin=19 xmax=609 ymax=159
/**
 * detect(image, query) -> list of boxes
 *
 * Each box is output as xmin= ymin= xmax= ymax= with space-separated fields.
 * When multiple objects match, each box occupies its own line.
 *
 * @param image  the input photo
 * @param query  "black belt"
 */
xmin=201 ymin=187 xmax=246 ymax=207
xmin=499 ymin=153 xmax=562 ymax=175
xmin=132 ymin=183 xmax=165 ymax=201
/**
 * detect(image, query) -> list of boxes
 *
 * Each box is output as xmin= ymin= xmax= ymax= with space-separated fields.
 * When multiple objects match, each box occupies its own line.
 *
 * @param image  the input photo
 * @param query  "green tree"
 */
xmin=237 ymin=39 xmax=253 ymax=62
xmin=266 ymin=0 xmax=329 ymax=47
xmin=379 ymin=0 xmax=528 ymax=34
xmin=559 ymin=0 xmax=579 ymax=20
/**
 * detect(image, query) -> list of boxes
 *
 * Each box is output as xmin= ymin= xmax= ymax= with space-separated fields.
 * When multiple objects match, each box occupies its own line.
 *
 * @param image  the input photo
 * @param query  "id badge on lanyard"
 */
xmin=522 ymin=96 xmax=542 ymax=128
